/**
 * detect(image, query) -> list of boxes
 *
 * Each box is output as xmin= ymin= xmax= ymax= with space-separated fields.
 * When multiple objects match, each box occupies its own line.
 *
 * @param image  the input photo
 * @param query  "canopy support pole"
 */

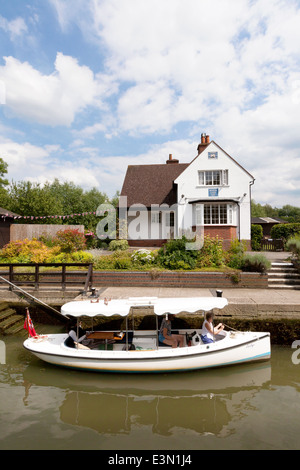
xmin=125 ymin=316 xmax=128 ymax=351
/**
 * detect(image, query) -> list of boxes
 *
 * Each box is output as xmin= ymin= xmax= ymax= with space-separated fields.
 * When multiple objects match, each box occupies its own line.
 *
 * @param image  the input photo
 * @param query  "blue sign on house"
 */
xmin=208 ymin=188 xmax=219 ymax=197
xmin=208 ymin=151 xmax=218 ymax=159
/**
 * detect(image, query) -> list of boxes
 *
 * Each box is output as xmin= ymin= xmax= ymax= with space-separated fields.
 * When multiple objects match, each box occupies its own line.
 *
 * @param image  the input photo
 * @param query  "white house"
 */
xmin=120 ymin=134 xmax=255 ymax=249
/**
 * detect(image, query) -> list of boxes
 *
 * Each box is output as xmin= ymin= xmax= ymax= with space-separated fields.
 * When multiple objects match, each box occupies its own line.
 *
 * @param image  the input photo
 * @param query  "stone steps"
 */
xmin=0 ymin=301 xmax=26 ymax=336
xmin=268 ymin=262 xmax=300 ymax=289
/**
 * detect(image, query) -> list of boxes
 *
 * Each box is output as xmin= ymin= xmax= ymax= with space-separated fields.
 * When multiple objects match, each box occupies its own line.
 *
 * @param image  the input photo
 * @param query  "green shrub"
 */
xmin=226 ymin=253 xmax=244 ymax=269
xmin=270 ymin=223 xmax=300 ymax=242
xmin=0 ymin=237 xmax=92 ymax=265
xmin=286 ymin=236 xmax=300 ymax=260
xmin=226 ymin=239 xmax=246 ymax=269
xmin=0 ymin=238 xmax=53 ymax=263
xmin=241 ymin=253 xmax=271 ymax=273
xmin=93 ymin=249 xmax=133 ymax=270
xmin=156 ymin=237 xmax=198 ymax=270
xmin=108 ymin=239 xmax=129 ymax=251
xmin=197 ymin=235 xmax=225 ymax=268
xmin=113 ymin=258 xmax=132 ymax=270
xmin=158 ymin=251 xmax=196 ymax=270
xmin=251 ymin=224 xmax=263 ymax=251
xmin=38 ymin=233 xmax=57 ymax=248
xmin=93 ymin=255 xmax=115 ymax=270
xmin=69 ymin=251 xmax=94 ymax=263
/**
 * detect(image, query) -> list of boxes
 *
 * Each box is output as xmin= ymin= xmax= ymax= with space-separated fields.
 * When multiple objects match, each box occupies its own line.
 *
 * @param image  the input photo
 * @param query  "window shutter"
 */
xmin=222 ymin=170 xmax=228 ymax=185
xmin=195 ymin=204 xmax=204 ymax=225
xmin=228 ymin=204 xmax=233 ymax=224
xmin=198 ymin=171 xmax=204 ymax=185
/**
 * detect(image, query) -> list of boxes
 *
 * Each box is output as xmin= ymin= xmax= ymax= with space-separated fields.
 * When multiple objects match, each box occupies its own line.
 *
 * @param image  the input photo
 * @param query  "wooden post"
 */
xmin=62 ymin=264 xmax=66 ymax=291
xmin=9 ymin=265 xmax=13 ymax=291
xmin=34 ymin=265 xmax=39 ymax=290
xmin=83 ymin=263 xmax=93 ymax=294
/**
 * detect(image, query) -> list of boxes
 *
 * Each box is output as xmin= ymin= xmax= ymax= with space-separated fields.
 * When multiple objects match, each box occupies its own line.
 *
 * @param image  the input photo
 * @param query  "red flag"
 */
xmin=24 ymin=309 xmax=37 ymax=337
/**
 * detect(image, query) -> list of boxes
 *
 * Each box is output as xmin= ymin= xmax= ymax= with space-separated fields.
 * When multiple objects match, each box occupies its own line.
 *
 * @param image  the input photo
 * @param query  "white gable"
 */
xmin=174 ymin=141 xmax=254 ymax=202
xmin=173 ymin=141 xmax=254 ymax=241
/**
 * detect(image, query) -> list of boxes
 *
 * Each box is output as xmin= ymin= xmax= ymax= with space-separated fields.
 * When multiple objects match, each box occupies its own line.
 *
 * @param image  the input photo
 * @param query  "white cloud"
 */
xmin=0 ymin=137 xmax=57 ymax=192
xmin=0 ymin=15 xmax=28 ymax=40
xmin=49 ymin=0 xmax=300 ymax=143
xmin=0 ymin=53 xmax=103 ymax=126
xmin=1 ymin=0 xmax=300 ymax=207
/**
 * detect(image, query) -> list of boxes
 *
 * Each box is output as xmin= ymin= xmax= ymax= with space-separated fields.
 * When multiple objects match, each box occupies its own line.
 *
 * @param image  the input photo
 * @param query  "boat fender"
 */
xmin=191 ymin=334 xmax=201 ymax=346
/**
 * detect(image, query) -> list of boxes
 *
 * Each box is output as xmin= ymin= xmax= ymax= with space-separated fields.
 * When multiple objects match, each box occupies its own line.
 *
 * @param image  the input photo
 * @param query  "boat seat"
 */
xmin=158 ymin=330 xmax=180 ymax=347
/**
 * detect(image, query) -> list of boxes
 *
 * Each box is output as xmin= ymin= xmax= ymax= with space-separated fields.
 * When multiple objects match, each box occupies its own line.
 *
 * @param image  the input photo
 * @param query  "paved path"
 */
xmin=94 ymin=285 xmax=300 ymax=319
xmin=98 ymin=285 xmax=299 ymax=303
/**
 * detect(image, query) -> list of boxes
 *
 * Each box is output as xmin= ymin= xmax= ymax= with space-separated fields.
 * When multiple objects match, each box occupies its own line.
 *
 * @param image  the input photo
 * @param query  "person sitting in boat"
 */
xmin=65 ymin=321 xmax=87 ymax=348
xmin=201 ymin=312 xmax=224 ymax=344
xmin=159 ymin=314 xmax=184 ymax=348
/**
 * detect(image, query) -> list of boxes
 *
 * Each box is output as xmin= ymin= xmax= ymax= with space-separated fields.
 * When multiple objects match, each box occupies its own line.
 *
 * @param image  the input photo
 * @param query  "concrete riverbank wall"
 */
xmin=1 ymin=285 xmax=300 ymax=344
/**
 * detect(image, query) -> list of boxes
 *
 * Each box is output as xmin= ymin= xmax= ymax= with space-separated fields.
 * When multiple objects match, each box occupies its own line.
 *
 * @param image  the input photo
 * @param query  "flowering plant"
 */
xmin=131 ymin=249 xmax=155 ymax=265
xmin=85 ymin=230 xmax=97 ymax=249
xmin=54 ymin=229 xmax=86 ymax=253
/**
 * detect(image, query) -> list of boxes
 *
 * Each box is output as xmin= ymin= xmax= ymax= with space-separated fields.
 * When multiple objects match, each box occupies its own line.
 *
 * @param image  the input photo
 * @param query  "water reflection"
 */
xmin=22 ymin=362 xmax=271 ymax=439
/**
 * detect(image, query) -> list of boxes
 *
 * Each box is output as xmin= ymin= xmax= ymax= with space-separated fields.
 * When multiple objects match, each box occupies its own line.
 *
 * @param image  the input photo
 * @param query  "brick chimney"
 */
xmin=166 ymin=153 xmax=179 ymax=164
xmin=197 ymin=133 xmax=210 ymax=155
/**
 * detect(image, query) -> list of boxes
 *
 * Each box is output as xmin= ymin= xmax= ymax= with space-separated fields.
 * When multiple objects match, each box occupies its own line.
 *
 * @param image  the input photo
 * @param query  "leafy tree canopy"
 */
xmin=0 ymin=157 xmax=9 ymax=188
xmin=251 ymin=200 xmax=300 ymax=223
xmin=0 ymin=156 xmax=114 ymax=232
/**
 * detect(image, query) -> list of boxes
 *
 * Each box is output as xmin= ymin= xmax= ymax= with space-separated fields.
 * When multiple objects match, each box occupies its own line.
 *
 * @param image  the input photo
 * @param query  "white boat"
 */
xmin=23 ymin=296 xmax=271 ymax=373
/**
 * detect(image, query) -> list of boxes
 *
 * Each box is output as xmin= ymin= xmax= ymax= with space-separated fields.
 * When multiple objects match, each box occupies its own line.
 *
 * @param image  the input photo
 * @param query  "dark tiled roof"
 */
xmin=0 ymin=207 xmax=20 ymax=218
xmin=120 ymin=163 xmax=189 ymax=207
xmin=120 ymin=139 xmax=254 ymax=208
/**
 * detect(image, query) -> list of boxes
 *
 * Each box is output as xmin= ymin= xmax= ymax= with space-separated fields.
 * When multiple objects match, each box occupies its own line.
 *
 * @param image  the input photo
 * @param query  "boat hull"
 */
xmin=23 ymin=331 xmax=271 ymax=373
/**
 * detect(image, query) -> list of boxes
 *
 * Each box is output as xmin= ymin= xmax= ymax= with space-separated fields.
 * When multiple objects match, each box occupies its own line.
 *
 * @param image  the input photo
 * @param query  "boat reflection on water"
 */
xmin=22 ymin=362 xmax=271 ymax=438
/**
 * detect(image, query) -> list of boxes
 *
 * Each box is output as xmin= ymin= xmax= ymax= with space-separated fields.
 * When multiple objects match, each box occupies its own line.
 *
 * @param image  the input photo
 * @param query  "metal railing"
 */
xmin=0 ymin=263 xmax=93 ymax=292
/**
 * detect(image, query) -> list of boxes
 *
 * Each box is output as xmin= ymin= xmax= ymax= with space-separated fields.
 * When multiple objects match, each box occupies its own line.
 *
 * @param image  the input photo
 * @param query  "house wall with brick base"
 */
xmin=127 ymin=224 xmax=251 ymax=250
xmin=203 ymin=225 xmax=243 ymax=250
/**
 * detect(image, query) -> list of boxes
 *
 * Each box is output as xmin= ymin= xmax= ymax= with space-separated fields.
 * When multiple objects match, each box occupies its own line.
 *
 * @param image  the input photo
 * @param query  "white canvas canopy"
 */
xmin=60 ymin=297 xmax=228 ymax=319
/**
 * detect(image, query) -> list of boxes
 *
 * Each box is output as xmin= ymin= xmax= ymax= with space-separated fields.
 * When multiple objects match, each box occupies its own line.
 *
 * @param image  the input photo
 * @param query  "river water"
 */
xmin=0 ymin=330 xmax=300 ymax=451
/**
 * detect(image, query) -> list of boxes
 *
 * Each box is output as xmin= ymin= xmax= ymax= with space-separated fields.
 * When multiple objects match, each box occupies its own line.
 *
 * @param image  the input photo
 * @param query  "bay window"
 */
xmin=195 ymin=203 xmax=234 ymax=225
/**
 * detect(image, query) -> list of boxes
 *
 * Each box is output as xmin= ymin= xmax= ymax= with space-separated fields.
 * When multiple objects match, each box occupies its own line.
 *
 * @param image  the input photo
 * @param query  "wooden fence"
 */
xmin=260 ymin=239 xmax=284 ymax=251
xmin=0 ymin=263 xmax=93 ymax=292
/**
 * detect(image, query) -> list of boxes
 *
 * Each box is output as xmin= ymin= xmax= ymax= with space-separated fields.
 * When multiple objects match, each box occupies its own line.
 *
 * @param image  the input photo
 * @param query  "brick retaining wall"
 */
xmin=92 ymin=270 xmax=268 ymax=289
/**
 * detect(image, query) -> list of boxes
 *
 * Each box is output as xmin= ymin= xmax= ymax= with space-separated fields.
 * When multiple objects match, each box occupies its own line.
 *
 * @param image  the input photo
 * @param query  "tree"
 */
xmin=3 ymin=178 xmax=109 ymax=231
xmin=0 ymin=157 xmax=9 ymax=188
xmin=7 ymin=180 xmax=63 ymax=222
xmin=278 ymin=205 xmax=300 ymax=223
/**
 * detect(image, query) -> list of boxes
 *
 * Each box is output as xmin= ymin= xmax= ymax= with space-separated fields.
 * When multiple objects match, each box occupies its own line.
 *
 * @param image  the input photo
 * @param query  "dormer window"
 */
xmin=198 ymin=170 xmax=228 ymax=186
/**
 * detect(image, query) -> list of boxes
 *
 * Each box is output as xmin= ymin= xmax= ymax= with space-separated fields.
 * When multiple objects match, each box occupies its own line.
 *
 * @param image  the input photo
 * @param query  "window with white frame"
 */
xmin=165 ymin=212 xmax=175 ymax=227
xmin=198 ymin=170 xmax=228 ymax=186
xmin=195 ymin=203 xmax=234 ymax=225
xmin=151 ymin=212 xmax=161 ymax=224
xmin=204 ymin=204 xmax=227 ymax=224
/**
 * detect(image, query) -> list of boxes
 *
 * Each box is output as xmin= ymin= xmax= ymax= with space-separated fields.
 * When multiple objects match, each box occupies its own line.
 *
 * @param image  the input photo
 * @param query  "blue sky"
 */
xmin=0 ymin=0 xmax=300 ymax=206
